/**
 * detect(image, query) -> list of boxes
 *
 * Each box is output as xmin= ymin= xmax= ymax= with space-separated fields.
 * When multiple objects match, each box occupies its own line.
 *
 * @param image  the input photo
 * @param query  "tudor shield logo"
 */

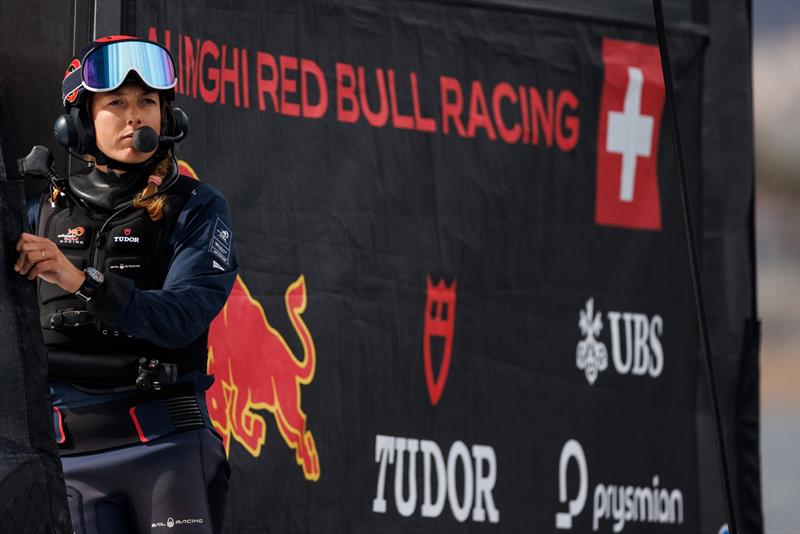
xmin=423 ymin=276 xmax=457 ymax=406
xmin=595 ymin=38 xmax=665 ymax=230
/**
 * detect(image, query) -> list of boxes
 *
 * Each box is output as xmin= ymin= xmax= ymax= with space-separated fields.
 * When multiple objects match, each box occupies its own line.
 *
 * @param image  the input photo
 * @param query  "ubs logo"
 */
xmin=575 ymin=298 xmax=664 ymax=385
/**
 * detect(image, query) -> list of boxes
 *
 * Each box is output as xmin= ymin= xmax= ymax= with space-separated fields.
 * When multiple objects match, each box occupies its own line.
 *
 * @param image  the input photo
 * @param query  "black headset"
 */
xmin=53 ymin=100 xmax=189 ymax=157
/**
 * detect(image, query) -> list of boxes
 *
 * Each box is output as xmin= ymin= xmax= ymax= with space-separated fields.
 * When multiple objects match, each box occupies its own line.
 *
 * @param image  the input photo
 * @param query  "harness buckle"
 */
xmin=136 ymin=358 xmax=178 ymax=391
xmin=45 ymin=310 xmax=93 ymax=329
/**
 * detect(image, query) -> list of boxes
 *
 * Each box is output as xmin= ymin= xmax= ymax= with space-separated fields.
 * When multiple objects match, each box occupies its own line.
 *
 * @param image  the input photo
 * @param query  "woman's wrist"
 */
xmin=66 ymin=267 xmax=87 ymax=294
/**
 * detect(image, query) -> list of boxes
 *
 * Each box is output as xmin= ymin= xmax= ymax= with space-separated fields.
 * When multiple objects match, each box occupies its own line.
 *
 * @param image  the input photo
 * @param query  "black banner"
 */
xmin=126 ymin=1 xmax=712 ymax=532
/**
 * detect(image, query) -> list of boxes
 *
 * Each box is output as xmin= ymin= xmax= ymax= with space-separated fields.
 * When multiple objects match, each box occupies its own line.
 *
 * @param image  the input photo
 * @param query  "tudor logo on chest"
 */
xmin=114 ymin=227 xmax=141 ymax=244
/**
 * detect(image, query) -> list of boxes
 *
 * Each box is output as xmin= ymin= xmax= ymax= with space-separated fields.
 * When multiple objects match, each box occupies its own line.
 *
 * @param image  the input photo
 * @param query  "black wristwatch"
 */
xmin=74 ymin=267 xmax=104 ymax=302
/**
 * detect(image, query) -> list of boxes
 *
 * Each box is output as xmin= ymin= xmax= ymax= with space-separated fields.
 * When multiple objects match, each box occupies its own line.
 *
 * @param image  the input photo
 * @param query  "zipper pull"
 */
xmin=90 ymin=232 xmax=105 ymax=271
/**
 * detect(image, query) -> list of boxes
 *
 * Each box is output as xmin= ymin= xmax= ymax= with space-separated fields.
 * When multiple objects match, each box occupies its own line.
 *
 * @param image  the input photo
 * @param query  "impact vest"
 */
xmin=36 ymin=169 xmax=206 ymax=383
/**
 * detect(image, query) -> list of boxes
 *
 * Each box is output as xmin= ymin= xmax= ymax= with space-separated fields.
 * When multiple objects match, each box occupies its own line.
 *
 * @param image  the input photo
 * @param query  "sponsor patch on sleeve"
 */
xmin=208 ymin=217 xmax=232 ymax=267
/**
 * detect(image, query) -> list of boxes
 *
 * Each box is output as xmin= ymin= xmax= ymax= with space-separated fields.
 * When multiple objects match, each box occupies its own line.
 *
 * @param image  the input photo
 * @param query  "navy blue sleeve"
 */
xmin=27 ymin=196 xmax=41 ymax=233
xmin=87 ymin=183 xmax=239 ymax=349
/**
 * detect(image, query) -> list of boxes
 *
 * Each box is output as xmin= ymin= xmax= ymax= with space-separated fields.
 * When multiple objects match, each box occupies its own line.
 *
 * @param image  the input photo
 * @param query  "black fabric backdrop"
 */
xmin=0 ymin=1 xmax=761 ymax=533
xmin=0 ymin=82 xmax=71 ymax=533
xmin=129 ymin=1 xmax=708 ymax=532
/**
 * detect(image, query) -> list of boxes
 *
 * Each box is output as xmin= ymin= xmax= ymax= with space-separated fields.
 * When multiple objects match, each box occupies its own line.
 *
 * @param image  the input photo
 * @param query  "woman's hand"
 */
xmin=14 ymin=233 xmax=85 ymax=293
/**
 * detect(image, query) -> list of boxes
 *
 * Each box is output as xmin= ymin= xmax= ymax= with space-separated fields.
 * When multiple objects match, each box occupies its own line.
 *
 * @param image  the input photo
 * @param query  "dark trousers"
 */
xmin=62 ymin=428 xmax=229 ymax=534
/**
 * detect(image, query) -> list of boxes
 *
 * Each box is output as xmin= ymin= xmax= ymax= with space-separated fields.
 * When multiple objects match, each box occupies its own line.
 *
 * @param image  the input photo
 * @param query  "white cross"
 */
xmin=606 ymin=66 xmax=654 ymax=202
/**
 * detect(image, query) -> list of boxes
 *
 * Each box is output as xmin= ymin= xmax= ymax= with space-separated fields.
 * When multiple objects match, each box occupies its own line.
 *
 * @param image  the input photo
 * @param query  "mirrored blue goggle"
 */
xmin=83 ymin=40 xmax=176 ymax=92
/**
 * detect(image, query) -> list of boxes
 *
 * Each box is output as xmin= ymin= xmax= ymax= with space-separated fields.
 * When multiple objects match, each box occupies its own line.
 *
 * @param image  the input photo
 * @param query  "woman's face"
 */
xmin=90 ymin=83 xmax=161 ymax=164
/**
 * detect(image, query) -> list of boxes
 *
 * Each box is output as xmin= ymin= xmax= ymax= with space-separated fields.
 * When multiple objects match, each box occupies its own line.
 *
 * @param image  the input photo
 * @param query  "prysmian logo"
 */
xmin=555 ymin=439 xmax=684 ymax=532
xmin=576 ymin=298 xmax=663 ymax=385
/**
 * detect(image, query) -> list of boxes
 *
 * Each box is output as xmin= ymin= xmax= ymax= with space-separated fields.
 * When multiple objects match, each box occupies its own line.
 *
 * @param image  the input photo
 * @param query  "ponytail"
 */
xmin=132 ymin=154 xmax=170 ymax=221
xmin=50 ymin=184 xmax=62 ymax=205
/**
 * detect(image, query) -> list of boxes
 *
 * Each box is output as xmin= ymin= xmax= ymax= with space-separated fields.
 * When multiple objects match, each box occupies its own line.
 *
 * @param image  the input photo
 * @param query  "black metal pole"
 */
xmin=651 ymin=1 xmax=739 ymax=533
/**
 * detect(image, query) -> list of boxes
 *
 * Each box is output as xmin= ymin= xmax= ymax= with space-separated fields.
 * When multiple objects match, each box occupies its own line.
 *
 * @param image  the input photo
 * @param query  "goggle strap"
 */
xmin=62 ymin=69 xmax=83 ymax=102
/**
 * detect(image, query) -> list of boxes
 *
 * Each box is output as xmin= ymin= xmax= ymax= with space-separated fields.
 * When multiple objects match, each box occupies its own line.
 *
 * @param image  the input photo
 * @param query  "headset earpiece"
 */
xmin=53 ymin=113 xmax=78 ymax=151
xmin=162 ymin=104 xmax=188 ymax=140
xmin=157 ymin=104 xmax=188 ymax=146
xmin=172 ymin=107 xmax=189 ymax=140
xmin=53 ymin=106 xmax=95 ymax=154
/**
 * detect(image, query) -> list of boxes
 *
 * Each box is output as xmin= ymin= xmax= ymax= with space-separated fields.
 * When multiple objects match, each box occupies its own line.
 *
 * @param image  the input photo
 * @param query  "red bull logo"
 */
xmin=207 ymin=275 xmax=320 ymax=481
xmin=180 ymin=159 xmax=320 ymax=480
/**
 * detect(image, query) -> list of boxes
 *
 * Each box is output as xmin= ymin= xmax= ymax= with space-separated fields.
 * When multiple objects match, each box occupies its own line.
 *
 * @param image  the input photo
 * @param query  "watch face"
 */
xmin=85 ymin=267 xmax=104 ymax=284
xmin=76 ymin=267 xmax=103 ymax=302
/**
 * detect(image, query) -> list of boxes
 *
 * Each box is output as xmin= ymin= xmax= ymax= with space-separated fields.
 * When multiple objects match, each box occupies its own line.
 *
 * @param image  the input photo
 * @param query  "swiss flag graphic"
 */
xmin=596 ymin=38 xmax=665 ymax=230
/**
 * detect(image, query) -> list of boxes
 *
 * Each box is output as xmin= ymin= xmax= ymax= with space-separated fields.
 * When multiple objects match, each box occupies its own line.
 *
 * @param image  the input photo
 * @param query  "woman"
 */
xmin=14 ymin=36 xmax=236 ymax=534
